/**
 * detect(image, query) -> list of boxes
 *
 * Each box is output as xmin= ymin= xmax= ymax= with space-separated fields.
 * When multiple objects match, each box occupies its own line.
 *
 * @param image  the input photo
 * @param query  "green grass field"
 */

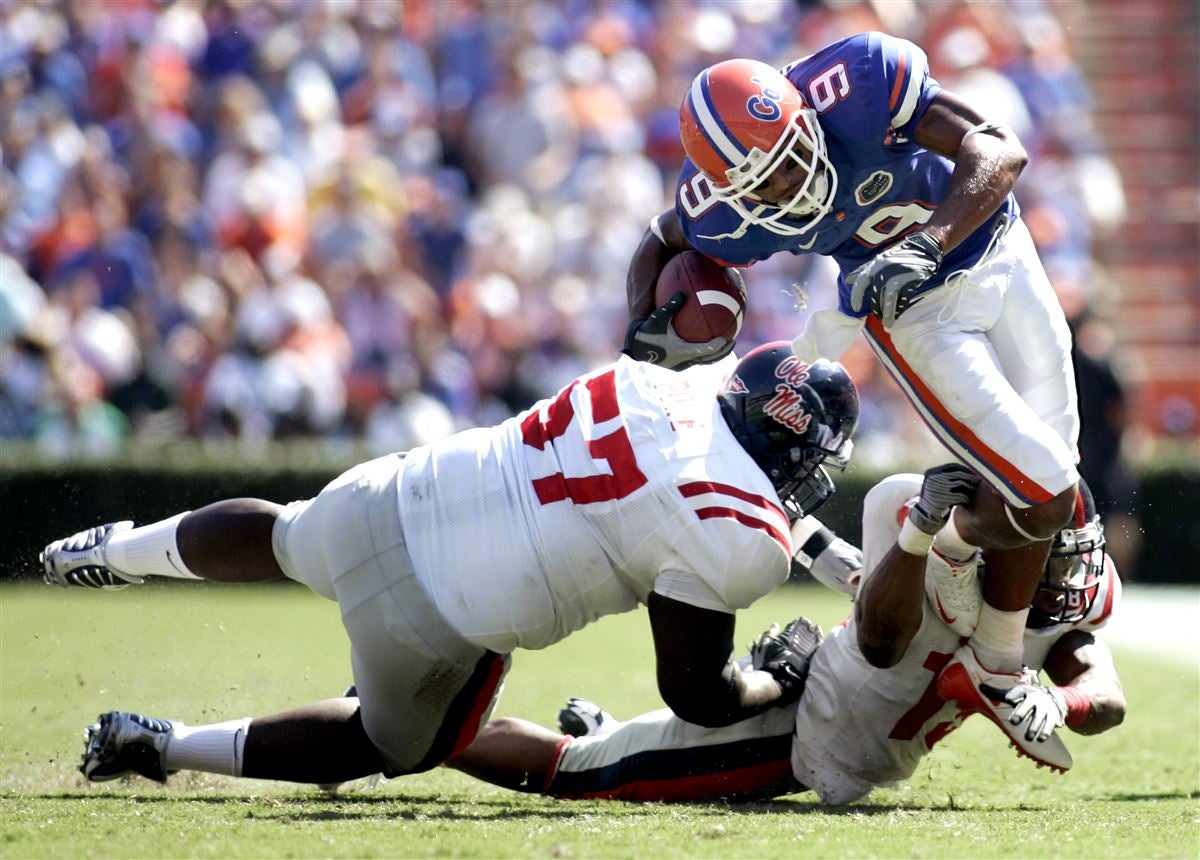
xmin=2 ymin=581 xmax=1197 ymax=858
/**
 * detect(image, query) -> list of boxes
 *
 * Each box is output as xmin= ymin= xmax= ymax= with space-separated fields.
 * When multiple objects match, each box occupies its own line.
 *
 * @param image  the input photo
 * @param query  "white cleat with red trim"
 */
xmin=924 ymin=549 xmax=981 ymax=638
xmin=937 ymin=644 xmax=1073 ymax=773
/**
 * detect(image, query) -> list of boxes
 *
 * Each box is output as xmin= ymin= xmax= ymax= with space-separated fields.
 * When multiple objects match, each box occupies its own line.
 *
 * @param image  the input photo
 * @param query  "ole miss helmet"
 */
xmin=679 ymin=59 xmax=837 ymax=237
xmin=719 ymin=342 xmax=858 ymax=517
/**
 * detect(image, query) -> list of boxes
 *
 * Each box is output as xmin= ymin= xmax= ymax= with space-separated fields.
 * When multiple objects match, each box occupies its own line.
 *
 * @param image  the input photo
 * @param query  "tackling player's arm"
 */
xmin=855 ymin=466 xmax=980 ymax=667
xmin=790 ymin=516 xmax=863 ymax=595
xmin=853 ymin=544 xmax=926 ymax=668
xmin=646 ymin=592 xmax=786 ymax=727
xmin=912 ymin=90 xmax=1028 ymax=255
xmin=1039 ymin=629 xmax=1127 ymax=735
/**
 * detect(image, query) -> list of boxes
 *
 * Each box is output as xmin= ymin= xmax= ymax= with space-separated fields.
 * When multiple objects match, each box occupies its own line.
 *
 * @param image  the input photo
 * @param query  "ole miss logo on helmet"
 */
xmin=763 ymin=356 xmax=813 ymax=434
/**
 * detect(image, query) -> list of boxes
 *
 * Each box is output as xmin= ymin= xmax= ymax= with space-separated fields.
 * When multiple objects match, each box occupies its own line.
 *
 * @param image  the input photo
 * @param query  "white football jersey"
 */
xmin=397 ymin=355 xmax=792 ymax=653
xmin=791 ymin=474 xmax=1121 ymax=805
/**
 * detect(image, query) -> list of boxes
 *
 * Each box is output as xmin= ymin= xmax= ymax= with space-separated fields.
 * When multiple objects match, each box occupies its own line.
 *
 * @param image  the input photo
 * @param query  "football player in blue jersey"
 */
xmin=623 ymin=31 xmax=1083 ymax=759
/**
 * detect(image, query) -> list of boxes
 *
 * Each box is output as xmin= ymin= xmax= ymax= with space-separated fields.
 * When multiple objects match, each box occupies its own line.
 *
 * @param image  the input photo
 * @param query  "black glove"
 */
xmin=624 ymin=291 xmax=734 ymax=370
xmin=849 ymin=232 xmax=944 ymax=330
xmin=749 ymin=616 xmax=824 ymax=704
xmin=908 ymin=463 xmax=981 ymax=535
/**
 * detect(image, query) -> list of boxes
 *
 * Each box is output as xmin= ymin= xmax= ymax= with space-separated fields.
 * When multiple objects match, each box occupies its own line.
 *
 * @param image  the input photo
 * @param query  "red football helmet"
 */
xmin=679 ymin=59 xmax=837 ymax=237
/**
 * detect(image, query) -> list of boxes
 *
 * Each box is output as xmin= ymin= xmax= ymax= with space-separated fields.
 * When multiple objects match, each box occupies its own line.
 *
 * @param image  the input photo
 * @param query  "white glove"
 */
xmin=983 ymin=682 xmax=1068 ymax=743
xmin=909 ymin=463 xmax=981 ymax=535
xmin=790 ymin=517 xmax=863 ymax=595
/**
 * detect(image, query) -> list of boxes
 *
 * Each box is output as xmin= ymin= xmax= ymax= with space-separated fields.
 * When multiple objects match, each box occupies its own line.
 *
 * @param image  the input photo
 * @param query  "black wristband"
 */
xmin=790 ymin=526 xmax=835 ymax=580
xmin=909 ymin=231 xmax=944 ymax=263
xmin=801 ymin=525 xmax=836 ymax=560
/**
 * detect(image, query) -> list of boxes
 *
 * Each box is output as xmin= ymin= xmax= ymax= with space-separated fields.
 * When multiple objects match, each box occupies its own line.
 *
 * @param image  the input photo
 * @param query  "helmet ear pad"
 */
xmin=718 ymin=342 xmax=859 ymax=516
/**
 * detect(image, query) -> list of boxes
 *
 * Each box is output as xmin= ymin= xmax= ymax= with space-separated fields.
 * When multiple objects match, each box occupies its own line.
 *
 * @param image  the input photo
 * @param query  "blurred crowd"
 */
xmin=1 ymin=0 xmax=1128 ymax=470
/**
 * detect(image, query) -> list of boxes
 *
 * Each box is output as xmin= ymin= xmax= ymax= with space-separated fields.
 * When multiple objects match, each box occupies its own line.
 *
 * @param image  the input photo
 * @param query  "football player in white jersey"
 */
xmin=443 ymin=473 xmax=1125 ymax=804
xmin=42 ymin=343 xmax=863 ymax=787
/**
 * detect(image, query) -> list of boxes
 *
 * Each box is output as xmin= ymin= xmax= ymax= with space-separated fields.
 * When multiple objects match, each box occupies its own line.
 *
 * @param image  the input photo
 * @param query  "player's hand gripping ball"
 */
xmin=624 ymin=251 xmax=746 ymax=370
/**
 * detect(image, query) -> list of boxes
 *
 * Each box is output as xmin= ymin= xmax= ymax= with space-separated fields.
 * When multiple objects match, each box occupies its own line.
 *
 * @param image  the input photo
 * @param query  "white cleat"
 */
xmin=41 ymin=522 xmax=142 ymax=589
xmin=924 ymin=549 xmax=981 ymax=637
xmin=937 ymin=644 xmax=1073 ymax=773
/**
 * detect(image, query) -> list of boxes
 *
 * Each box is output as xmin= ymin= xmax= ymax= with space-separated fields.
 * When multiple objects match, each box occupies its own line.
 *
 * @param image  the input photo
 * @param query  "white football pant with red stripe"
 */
xmin=862 ymin=219 xmax=1079 ymax=509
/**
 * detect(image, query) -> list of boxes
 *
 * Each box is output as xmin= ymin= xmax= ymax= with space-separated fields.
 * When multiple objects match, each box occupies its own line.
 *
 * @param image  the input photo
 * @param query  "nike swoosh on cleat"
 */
xmin=933 ymin=591 xmax=957 ymax=625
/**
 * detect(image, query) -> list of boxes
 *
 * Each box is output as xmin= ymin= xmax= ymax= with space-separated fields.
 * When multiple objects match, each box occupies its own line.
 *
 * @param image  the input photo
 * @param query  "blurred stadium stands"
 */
xmin=1 ymin=2 xmax=1196 ymax=509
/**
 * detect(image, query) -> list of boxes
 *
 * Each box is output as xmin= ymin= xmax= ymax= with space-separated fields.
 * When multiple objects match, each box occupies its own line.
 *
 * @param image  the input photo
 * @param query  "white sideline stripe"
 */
xmin=1101 ymin=585 xmax=1200 ymax=667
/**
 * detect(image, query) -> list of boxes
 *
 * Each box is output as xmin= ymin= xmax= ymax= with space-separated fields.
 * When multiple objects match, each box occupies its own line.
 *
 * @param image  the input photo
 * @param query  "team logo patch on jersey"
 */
xmin=855 ymin=170 xmax=893 ymax=206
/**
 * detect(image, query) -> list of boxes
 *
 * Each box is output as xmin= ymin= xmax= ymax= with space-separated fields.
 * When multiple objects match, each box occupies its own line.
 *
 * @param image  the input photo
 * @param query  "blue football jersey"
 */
xmin=675 ymin=32 xmax=1019 ymax=317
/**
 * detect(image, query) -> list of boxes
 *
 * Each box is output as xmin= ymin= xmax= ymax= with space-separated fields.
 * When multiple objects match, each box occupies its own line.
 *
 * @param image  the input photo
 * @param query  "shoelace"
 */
xmin=931 ymin=550 xmax=979 ymax=602
xmin=936 ymin=213 xmax=1013 ymax=326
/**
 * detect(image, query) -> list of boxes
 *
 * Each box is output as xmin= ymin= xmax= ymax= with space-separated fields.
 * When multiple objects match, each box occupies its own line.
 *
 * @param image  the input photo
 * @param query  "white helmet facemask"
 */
xmin=710 ymin=107 xmax=838 ymax=238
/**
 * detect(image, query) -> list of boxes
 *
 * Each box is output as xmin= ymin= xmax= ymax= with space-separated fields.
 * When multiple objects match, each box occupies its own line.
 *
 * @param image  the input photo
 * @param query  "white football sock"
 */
xmin=105 ymin=513 xmax=201 ymax=579
xmin=969 ymin=603 xmax=1028 ymax=673
xmin=164 ymin=717 xmax=251 ymax=776
xmin=935 ymin=513 xmax=978 ymax=564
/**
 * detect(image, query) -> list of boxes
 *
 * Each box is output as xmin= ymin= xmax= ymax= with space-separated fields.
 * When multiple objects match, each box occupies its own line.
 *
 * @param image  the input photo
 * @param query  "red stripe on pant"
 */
xmin=575 ymin=758 xmax=796 ymax=803
xmin=412 ymin=651 xmax=508 ymax=773
xmin=865 ymin=316 xmax=1054 ymax=506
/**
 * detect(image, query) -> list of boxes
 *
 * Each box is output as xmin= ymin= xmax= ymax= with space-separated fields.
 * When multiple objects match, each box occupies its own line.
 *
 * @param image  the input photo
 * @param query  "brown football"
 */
xmin=654 ymin=251 xmax=747 ymax=343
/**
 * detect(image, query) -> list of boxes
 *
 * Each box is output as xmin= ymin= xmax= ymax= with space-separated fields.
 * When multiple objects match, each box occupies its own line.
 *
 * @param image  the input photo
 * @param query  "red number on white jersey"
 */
xmin=520 ymin=369 xmax=648 ymax=505
xmin=887 ymin=649 xmax=956 ymax=748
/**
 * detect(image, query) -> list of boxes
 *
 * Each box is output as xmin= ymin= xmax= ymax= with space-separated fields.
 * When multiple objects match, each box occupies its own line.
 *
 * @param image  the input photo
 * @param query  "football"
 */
xmin=654 ymin=251 xmax=747 ymax=343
